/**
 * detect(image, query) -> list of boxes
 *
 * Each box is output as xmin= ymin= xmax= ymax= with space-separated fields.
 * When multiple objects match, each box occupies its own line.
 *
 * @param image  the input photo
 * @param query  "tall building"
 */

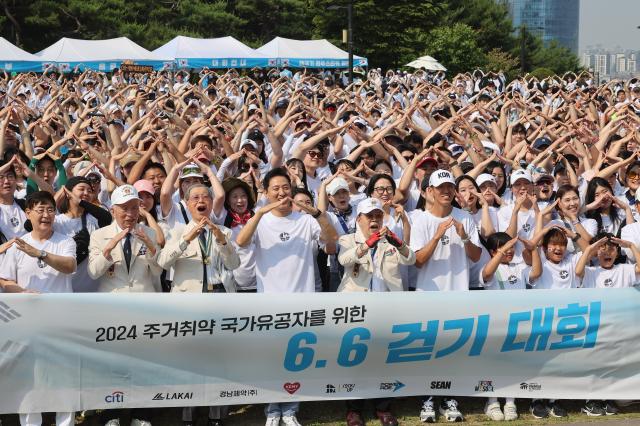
xmin=505 ymin=0 xmax=580 ymax=53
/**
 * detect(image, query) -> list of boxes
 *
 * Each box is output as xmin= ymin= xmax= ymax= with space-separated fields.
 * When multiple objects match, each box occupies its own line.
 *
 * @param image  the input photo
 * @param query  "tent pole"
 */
xmin=348 ymin=0 xmax=353 ymax=86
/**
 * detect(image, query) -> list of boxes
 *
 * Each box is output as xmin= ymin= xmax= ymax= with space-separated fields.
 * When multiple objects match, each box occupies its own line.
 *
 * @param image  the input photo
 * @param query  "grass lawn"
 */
xmin=3 ymin=398 xmax=639 ymax=425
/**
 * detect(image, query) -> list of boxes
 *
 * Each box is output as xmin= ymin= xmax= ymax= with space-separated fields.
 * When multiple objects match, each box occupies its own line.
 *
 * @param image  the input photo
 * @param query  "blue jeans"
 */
xmin=266 ymin=402 xmax=299 ymax=417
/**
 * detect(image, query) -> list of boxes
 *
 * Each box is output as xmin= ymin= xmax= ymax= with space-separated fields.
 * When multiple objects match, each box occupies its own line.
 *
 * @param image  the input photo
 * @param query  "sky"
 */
xmin=579 ymin=0 xmax=640 ymax=52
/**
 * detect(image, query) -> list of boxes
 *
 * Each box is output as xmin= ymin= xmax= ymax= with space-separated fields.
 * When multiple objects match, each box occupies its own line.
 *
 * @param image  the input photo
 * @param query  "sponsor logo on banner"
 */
xmin=520 ymin=382 xmax=542 ymax=391
xmin=326 ymin=383 xmax=356 ymax=394
xmin=283 ymin=382 xmax=300 ymax=394
xmin=474 ymin=380 xmax=494 ymax=392
xmin=380 ymin=380 xmax=405 ymax=392
xmin=220 ymin=389 xmax=259 ymax=398
xmin=105 ymin=391 xmax=124 ymax=403
xmin=430 ymin=380 xmax=452 ymax=390
xmin=152 ymin=392 xmax=193 ymax=401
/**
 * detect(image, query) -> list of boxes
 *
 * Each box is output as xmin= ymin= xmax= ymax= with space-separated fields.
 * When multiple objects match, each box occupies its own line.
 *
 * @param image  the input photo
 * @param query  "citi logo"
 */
xmin=105 ymin=391 xmax=124 ymax=403
xmin=0 ymin=302 xmax=21 ymax=323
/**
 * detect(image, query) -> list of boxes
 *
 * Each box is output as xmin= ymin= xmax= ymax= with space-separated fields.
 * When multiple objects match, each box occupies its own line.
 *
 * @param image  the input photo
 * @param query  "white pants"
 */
xmin=20 ymin=412 xmax=74 ymax=426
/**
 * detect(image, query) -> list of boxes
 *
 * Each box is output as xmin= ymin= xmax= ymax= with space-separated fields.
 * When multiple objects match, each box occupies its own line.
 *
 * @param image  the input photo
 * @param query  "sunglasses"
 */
xmin=307 ymin=151 xmax=322 ymax=159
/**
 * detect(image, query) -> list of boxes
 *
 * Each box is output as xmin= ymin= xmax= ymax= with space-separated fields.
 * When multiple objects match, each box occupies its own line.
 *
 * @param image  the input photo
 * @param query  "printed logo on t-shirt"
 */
xmin=138 ymin=245 xmax=147 ymax=256
xmin=10 ymin=217 xmax=19 ymax=227
xmin=37 ymin=259 xmax=46 ymax=269
xmin=559 ymin=270 xmax=569 ymax=279
xmin=603 ymin=278 xmax=613 ymax=287
xmin=279 ymin=232 xmax=290 ymax=242
xmin=522 ymin=223 xmax=531 ymax=233
xmin=508 ymin=275 xmax=518 ymax=285
xmin=440 ymin=235 xmax=450 ymax=245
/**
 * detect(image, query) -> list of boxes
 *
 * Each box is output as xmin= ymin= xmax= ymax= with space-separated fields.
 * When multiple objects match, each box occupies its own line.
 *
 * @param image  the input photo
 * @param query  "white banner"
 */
xmin=0 ymin=289 xmax=639 ymax=414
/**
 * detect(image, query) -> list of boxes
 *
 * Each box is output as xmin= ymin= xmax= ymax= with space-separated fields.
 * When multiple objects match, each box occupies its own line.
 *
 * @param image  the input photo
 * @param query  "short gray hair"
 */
xmin=185 ymin=184 xmax=213 ymax=200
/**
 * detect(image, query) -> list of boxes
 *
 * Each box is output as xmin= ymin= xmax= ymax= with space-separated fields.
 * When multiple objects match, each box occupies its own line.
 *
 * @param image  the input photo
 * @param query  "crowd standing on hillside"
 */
xmin=1 ymin=65 xmax=640 ymax=426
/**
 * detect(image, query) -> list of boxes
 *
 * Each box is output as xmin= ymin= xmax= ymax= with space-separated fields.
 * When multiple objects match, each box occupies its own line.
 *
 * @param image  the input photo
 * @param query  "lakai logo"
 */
xmin=0 ymin=302 xmax=21 ymax=323
xmin=152 ymin=392 xmax=193 ymax=401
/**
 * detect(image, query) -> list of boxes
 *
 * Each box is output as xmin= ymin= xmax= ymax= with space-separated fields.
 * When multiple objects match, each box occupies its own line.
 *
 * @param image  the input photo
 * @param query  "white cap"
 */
xmin=247 ymin=104 xmax=259 ymax=112
xmin=110 ymin=184 xmax=141 ymax=205
xmin=510 ymin=169 xmax=532 ymax=185
xmin=354 ymin=117 xmax=368 ymax=127
xmin=481 ymin=140 xmax=501 ymax=154
xmin=326 ymin=177 xmax=349 ymax=196
xmin=240 ymin=139 xmax=258 ymax=151
xmin=179 ymin=163 xmax=204 ymax=180
xmin=476 ymin=173 xmax=496 ymax=188
xmin=428 ymin=169 xmax=455 ymax=187
xmin=357 ymin=198 xmax=384 ymax=215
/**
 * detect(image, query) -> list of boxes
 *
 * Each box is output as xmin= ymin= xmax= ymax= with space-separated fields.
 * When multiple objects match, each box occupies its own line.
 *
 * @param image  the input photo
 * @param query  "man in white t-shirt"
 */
xmin=409 ymin=169 xmax=481 ymax=423
xmin=0 ymin=191 xmax=76 ymax=426
xmin=236 ymin=167 xmax=337 ymax=426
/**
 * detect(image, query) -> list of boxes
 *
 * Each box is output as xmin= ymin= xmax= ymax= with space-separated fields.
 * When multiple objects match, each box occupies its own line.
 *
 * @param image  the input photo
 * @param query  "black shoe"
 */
xmin=582 ymin=400 xmax=606 ymax=416
xmin=548 ymin=401 xmax=568 ymax=418
xmin=604 ymin=400 xmax=620 ymax=415
xmin=182 ymin=422 xmax=194 ymax=426
xmin=208 ymin=419 xmax=224 ymax=426
xmin=529 ymin=400 xmax=548 ymax=419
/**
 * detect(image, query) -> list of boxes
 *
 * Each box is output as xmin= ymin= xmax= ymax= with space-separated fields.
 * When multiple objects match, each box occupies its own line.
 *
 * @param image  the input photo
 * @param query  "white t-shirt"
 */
xmin=0 ymin=231 xmax=76 ymax=293
xmin=54 ymin=214 xmax=100 ymax=292
xmin=480 ymin=262 xmax=530 ymax=290
xmin=620 ymin=221 xmax=640 ymax=262
xmin=497 ymin=205 xmax=536 ymax=263
xmin=581 ymin=264 xmax=639 ymax=289
xmin=409 ymin=207 xmax=480 ymax=292
xmin=471 ymin=206 xmax=499 ymax=237
xmin=530 ymin=253 xmax=580 ymax=289
xmin=0 ymin=201 xmax=27 ymax=239
xmin=253 ymin=211 xmax=321 ymax=293
xmin=547 ymin=217 xmax=597 ymax=253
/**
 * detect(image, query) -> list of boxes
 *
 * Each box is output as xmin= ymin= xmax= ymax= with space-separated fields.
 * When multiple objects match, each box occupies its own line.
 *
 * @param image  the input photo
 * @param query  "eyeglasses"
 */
xmin=32 ymin=207 xmax=55 ymax=215
xmin=374 ymin=186 xmax=394 ymax=194
xmin=0 ymin=174 xmax=16 ymax=181
xmin=189 ymin=195 xmax=212 ymax=202
xmin=307 ymin=151 xmax=322 ymax=159
xmin=628 ymin=172 xmax=640 ymax=182
xmin=402 ymin=155 xmax=415 ymax=161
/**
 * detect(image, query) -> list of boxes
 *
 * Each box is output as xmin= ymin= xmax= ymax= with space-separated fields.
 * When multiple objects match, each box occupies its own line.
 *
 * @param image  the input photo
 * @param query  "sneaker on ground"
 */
xmin=604 ymin=400 xmax=620 ymax=415
xmin=105 ymin=420 xmax=121 ymax=426
xmin=281 ymin=415 xmax=302 ymax=426
xmin=420 ymin=397 xmax=436 ymax=423
xmin=503 ymin=402 xmax=518 ymax=421
xmin=617 ymin=400 xmax=638 ymax=407
xmin=439 ymin=398 xmax=464 ymax=422
xmin=265 ymin=416 xmax=281 ymax=426
xmin=548 ymin=401 xmax=568 ymax=418
xmin=346 ymin=411 xmax=364 ymax=426
xmin=529 ymin=400 xmax=549 ymax=419
xmin=376 ymin=411 xmax=398 ymax=426
xmin=131 ymin=420 xmax=152 ymax=426
xmin=484 ymin=401 xmax=504 ymax=421
xmin=582 ymin=400 xmax=606 ymax=416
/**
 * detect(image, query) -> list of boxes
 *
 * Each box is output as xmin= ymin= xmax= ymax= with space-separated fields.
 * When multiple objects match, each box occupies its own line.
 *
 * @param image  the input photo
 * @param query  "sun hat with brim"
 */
xmin=222 ymin=177 xmax=255 ymax=209
xmin=119 ymin=152 xmax=141 ymax=167
xmin=179 ymin=164 xmax=204 ymax=180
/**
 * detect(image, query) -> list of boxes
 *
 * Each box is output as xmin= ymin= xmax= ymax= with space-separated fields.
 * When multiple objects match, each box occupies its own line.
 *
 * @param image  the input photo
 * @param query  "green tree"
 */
xmin=484 ymin=48 xmax=519 ymax=77
xmin=420 ymin=23 xmax=485 ymax=76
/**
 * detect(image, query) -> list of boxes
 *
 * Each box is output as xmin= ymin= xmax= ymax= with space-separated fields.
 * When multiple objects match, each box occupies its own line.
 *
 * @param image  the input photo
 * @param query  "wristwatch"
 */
xmin=38 ymin=249 xmax=48 ymax=261
xmin=461 ymin=235 xmax=471 ymax=244
xmin=179 ymin=239 xmax=189 ymax=252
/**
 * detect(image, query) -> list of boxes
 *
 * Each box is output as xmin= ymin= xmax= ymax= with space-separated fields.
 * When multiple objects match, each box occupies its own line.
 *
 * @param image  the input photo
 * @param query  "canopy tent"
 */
xmin=36 ymin=37 xmax=172 ymax=72
xmin=153 ymin=36 xmax=269 ymax=69
xmin=257 ymin=37 xmax=368 ymax=68
xmin=0 ymin=37 xmax=44 ymax=72
xmin=405 ymin=55 xmax=447 ymax=71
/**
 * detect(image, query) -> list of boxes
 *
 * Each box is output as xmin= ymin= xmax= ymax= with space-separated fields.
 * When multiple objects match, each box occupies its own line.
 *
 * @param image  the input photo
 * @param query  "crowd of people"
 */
xmin=1 ymin=64 xmax=640 ymax=426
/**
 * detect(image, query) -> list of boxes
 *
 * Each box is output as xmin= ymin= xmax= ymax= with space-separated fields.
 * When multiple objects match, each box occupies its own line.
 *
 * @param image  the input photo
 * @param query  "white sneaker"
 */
xmin=281 ymin=415 xmax=302 ymax=426
xmin=265 ymin=416 xmax=281 ymax=426
xmin=439 ymin=398 xmax=464 ymax=422
xmin=131 ymin=420 xmax=152 ymax=426
xmin=105 ymin=420 xmax=120 ymax=426
xmin=503 ymin=402 xmax=518 ymax=421
xmin=420 ymin=397 xmax=436 ymax=423
xmin=485 ymin=401 xmax=504 ymax=421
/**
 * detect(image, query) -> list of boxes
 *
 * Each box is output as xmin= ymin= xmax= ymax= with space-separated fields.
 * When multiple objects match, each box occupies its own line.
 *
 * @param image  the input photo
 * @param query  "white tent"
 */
xmin=257 ymin=37 xmax=367 ymax=68
xmin=36 ymin=37 xmax=172 ymax=71
xmin=0 ymin=37 xmax=43 ymax=72
xmin=153 ymin=36 xmax=269 ymax=69
xmin=405 ymin=55 xmax=447 ymax=71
